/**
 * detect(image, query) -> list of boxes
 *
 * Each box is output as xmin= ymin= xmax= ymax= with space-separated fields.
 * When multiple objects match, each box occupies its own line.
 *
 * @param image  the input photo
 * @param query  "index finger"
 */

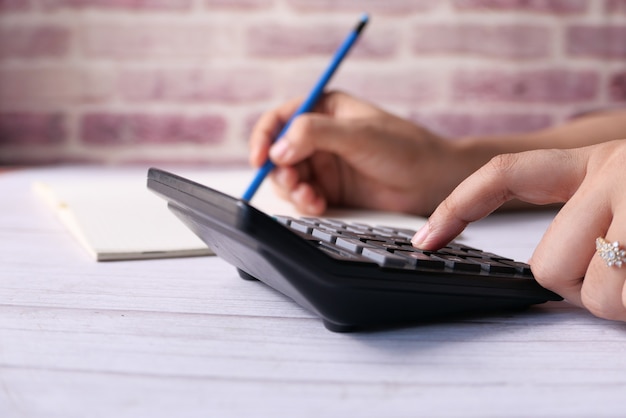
xmin=412 ymin=149 xmax=585 ymax=250
xmin=248 ymin=91 xmax=375 ymax=167
xmin=248 ymin=97 xmax=304 ymax=167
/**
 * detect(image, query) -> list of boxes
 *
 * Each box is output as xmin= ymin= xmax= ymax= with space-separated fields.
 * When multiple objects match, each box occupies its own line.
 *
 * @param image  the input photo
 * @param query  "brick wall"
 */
xmin=0 ymin=0 xmax=625 ymax=165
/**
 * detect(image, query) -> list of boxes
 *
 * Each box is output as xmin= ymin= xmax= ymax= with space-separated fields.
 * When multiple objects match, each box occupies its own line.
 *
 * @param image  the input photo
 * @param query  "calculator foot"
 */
xmin=323 ymin=320 xmax=357 ymax=333
xmin=237 ymin=269 xmax=259 ymax=281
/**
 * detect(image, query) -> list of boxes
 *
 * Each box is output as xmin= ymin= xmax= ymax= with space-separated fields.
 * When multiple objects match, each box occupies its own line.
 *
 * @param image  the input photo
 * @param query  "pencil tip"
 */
xmin=356 ymin=13 xmax=369 ymax=33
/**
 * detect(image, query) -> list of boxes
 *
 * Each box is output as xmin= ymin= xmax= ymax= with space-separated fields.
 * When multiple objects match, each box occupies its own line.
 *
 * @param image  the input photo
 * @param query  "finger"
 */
xmin=413 ymin=149 xmax=586 ymax=250
xmin=249 ymin=91 xmax=362 ymax=168
xmin=575 ymin=141 xmax=626 ymax=320
xmin=529 ymin=178 xmax=612 ymax=306
xmin=249 ymin=97 xmax=303 ymax=167
xmin=269 ymin=114 xmax=375 ymax=166
xmin=271 ymin=164 xmax=327 ymax=214
xmin=271 ymin=162 xmax=313 ymax=196
xmin=580 ymin=222 xmax=626 ymax=321
xmin=270 ymin=167 xmax=298 ymax=200
xmin=290 ymin=182 xmax=327 ymax=215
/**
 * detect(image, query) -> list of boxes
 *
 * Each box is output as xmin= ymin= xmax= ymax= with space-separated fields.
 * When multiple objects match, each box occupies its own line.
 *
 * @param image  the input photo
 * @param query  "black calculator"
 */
xmin=147 ymin=168 xmax=562 ymax=332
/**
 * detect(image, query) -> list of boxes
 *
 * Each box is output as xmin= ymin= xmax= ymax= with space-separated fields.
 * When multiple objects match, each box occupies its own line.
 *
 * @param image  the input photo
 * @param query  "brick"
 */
xmin=411 ymin=112 xmax=553 ymax=138
xmin=0 ymin=153 xmax=93 ymax=165
xmin=452 ymin=69 xmax=599 ymax=103
xmin=566 ymin=25 xmax=626 ymax=59
xmin=81 ymin=23 xmax=232 ymax=59
xmin=412 ymin=24 xmax=551 ymax=59
xmin=452 ymin=0 xmax=588 ymax=14
xmin=0 ymin=67 xmax=114 ymax=105
xmin=246 ymin=23 xmax=396 ymax=58
xmin=351 ymin=25 xmax=398 ymax=58
xmin=204 ymin=0 xmax=273 ymax=9
xmin=0 ymin=26 xmax=70 ymax=59
xmin=81 ymin=113 xmax=227 ymax=145
xmin=606 ymin=0 xmax=626 ymax=12
xmin=0 ymin=149 xmax=99 ymax=165
xmin=119 ymin=68 xmax=273 ymax=103
xmin=333 ymin=70 xmax=442 ymax=104
xmin=609 ymin=72 xmax=626 ymax=101
xmin=38 ymin=0 xmax=192 ymax=10
xmin=0 ymin=0 xmax=31 ymax=11
xmin=286 ymin=0 xmax=438 ymax=14
xmin=0 ymin=113 xmax=66 ymax=145
xmin=132 ymin=114 xmax=227 ymax=144
xmin=247 ymin=24 xmax=336 ymax=56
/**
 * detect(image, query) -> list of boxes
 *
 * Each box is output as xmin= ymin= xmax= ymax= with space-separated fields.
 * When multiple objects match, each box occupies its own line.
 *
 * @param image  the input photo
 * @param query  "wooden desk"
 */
xmin=2 ymin=168 xmax=625 ymax=418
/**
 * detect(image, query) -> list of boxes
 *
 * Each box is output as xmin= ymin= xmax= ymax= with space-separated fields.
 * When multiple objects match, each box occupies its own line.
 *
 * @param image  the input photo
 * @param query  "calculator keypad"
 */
xmin=275 ymin=216 xmax=530 ymax=277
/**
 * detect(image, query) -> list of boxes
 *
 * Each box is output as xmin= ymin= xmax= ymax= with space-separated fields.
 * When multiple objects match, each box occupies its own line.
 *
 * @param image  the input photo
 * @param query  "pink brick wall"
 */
xmin=0 ymin=0 xmax=625 ymax=165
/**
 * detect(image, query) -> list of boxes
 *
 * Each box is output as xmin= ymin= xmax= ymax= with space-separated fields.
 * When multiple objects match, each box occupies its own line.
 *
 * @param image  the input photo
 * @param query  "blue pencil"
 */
xmin=242 ymin=13 xmax=369 ymax=202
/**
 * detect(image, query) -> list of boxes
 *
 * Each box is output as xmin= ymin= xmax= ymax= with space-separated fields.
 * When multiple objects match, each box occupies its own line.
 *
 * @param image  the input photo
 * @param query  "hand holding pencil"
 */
xmin=242 ymin=14 xmax=369 ymax=201
xmin=247 ymin=90 xmax=459 ymax=216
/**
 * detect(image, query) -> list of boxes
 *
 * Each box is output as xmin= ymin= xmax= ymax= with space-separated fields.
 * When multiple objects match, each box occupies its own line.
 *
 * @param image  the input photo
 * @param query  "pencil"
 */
xmin=242 ymin=13 xmax=369 ymax=202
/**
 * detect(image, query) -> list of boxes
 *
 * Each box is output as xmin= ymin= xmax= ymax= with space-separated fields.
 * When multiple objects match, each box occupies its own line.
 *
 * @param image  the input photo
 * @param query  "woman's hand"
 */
xmin=249 ymin=91 xmax=472 ymax=216
xmin=412 ymin=139 xmax=626 ymax=321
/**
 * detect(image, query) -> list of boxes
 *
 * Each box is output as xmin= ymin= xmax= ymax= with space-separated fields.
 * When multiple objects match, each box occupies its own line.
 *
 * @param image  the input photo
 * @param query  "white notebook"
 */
xmin=34 ymin=168 xmax=427 ymax=261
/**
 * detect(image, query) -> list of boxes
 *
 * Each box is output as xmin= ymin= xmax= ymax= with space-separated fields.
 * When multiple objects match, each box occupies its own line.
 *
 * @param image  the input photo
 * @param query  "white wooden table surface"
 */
xmin=2 ymin=167 xmax=626 ymax=418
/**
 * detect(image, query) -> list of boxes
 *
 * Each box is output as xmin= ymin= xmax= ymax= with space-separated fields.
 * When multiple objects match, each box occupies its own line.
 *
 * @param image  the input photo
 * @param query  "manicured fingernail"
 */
xmin=269 ymin=140 xmax=291 ymax=161
xmin=411 ymin=222 xmax=430 ymax=247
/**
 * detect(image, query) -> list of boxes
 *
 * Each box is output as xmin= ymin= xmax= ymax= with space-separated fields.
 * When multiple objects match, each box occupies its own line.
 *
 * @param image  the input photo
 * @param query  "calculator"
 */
xmin=147 ymin=168 xmax=562 ymax=332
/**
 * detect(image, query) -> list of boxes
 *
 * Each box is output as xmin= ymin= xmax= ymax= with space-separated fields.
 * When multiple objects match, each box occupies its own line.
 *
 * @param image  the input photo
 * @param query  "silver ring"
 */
xmin=596 ymin=237 xmax=626 ymax=268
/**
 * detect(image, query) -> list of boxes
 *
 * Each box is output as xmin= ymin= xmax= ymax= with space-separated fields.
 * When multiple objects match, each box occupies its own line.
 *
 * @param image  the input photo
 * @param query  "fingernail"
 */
xmin=411 ymin=222 xmax=430 ymax=247
xmin=269 ymin=140 xmax=291 ymax=162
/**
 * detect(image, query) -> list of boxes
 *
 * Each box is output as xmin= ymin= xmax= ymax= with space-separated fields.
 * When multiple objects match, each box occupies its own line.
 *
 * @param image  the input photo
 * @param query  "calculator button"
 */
xmin=311 ymin=228 xmax=338 ymax=243
xmin=340 ymin=231 xmax=387 ymax=242
xmin=344 ymin=225 xmax=368 ymax=233
xmin=464 ymin=257 xmax=518 ymax=274
xmin=335 ymin=237 xmax=373 ymax=253
xmin=393 ymin=228 xmax=418 ymax=239
xmin=438 ymin=248 xmax=474 ymax=257
xmin=274 ymin=216 xmax=293 ymax=226
xmin=498 ymin=260 xmax=532 ymax=275
xmin=316 ymin=242 xmax=372 ymax=262
xmin=371 ymin=227 xmax=397 ymax=236
xmin=361 ymin=247 xmax=408 ymax=267
xmin=466 ymin=250 xmax=513 ymax=261
xmin=431 ymin=255 xmax=482 ymax=272
xmin=289 ymin=221 xmax=314 ymax=234
xmin=393 ymin=251 xmax=446 ymax=269
xmin=446 ymin=242 xmax=481 ymax=252
xmin=319 ymin=218 xmax=348 ymax=227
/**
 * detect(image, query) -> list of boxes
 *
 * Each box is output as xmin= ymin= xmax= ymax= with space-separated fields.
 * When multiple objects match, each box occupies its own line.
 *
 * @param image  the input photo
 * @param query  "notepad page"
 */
xmin=34 ymin=180 xmax=212 ymax=261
